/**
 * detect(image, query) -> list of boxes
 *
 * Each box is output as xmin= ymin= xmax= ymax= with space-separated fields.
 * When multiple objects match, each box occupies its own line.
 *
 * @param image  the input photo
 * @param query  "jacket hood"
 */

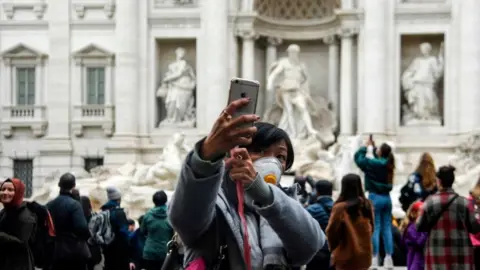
xmin=101 ymin=200 xmax=120 ymax=211
xmin=149 ymin=205 xmax=168 ymax=218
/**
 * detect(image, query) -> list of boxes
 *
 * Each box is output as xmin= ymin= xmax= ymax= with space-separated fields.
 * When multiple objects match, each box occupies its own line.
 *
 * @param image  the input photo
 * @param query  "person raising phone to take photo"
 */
xmin=168 ymin=98 xmax=324 ymax=270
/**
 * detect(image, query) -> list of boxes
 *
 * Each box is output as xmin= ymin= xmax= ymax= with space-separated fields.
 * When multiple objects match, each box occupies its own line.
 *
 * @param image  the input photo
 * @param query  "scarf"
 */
xmin=223 ymin=179 xmax=289 ymax=269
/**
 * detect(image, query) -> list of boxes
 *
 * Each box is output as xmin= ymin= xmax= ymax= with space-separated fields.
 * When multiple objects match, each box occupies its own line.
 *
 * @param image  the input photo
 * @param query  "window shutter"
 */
xmin=27 ymin=68 xmax=35 ymax=105
xmin=87 ymin=68 xmax=96 ymax=104
xmin=97 ymin=68 xmax=105 ymax=105
xmin=17 ymin=68 xmax=26 ymax=105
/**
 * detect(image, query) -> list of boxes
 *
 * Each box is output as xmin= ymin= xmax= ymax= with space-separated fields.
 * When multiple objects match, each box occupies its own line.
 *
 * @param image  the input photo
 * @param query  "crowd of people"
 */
xmin=1 ymin=97 xmax=480 ymax=270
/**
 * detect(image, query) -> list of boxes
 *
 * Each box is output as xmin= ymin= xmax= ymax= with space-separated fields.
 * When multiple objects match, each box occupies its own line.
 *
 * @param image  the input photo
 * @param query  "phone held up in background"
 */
xmin=369 ymin=134 xmax=373 ymax=142
xmin=228 ymin=78 xmax=260 ymax=127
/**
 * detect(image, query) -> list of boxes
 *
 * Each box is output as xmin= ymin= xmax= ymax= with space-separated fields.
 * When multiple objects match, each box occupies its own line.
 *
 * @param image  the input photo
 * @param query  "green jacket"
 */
xmin=141 ymin=205 xmax=174 ymax=261
xmin=354 ymin=146 xmax=393 ymax=195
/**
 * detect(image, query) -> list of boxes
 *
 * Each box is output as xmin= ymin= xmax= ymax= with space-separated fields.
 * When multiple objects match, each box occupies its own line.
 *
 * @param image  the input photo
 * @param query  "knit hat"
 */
xmin=1 ymin=178 xmax=25 ymax=208
xmin=106 ymin=186 xmax=121 ymax=201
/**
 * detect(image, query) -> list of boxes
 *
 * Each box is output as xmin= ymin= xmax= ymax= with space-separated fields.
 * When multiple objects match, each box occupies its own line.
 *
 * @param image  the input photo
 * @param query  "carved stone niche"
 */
xmin=2 ymin=1 xmax=47 ymax=20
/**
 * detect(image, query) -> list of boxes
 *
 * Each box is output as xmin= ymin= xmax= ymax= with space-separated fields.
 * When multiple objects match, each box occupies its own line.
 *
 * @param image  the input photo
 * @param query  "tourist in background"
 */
xmin=306 ymin=180 xmax=334 ymax=270
xmin=141 ymin=190 xmax=173 ymax=270
xmin=47 ymin=173 xmax=91 ymax=270
xmin=0 ymin=178 xmax=36 ymax=270
xmin=401 ymin=201 xmax=427 ymax=270
xmin=101 ymin=187 xmax=131 ymax=270
xmin=81 ymin=195 xmax=102 ymax=270
xmin=129 ymin=215 xmax=146 ymax=270
xmin=354 ymin=138 xmax=396 ymax=268
xmin=417 ymin=165 xmax=480 ymax=269
xmin=169 ymin=98 xmax=324 ymax=269
xmin=400 ymin=152 xmax=437 ymax=211
xmin=468 ymin=177 xmax=480 ymax=270
xmin=326 ymin=173 xmax=374 ymax=270
xmin=72 ymin=188 xmax=81 ymax=202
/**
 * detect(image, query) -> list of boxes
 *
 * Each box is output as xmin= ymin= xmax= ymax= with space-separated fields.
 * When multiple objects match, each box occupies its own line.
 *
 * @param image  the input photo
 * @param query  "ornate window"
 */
xmin=254 ymin=0 xmax=339 ymax=20
xmin=72 ymin=44 xmax=115 ymax=137
xmin=0 ymin=44 xmax=48 ymax=138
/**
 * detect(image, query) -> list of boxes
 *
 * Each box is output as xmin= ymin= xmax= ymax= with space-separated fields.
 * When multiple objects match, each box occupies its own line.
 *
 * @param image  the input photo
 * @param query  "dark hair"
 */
xmin=245 ymin=122 xmax=294 ymax=170
xmin=71 ymin=188 xmax=80 ymax=201
xmin=80 ymin=196 xmax=92 ymax=218
xmin=379 ymin=143 xmax=395 ymax=184
xmin=138 ymin=215 xmax=144 ymax=226
xmin=437 ymin=165 xmax=455 ymax=188
xmin=127 ymin=219 xmax=135 ymax=226
xmin=58 ymin=173 xmax=76 ymax=191
xmin=315 ymin=180 xmax=333 ymax=196
xmin=336 ymin=174 xmax=373 ymax=221
xmin=153 ymin=190 xmax=168 ymax=207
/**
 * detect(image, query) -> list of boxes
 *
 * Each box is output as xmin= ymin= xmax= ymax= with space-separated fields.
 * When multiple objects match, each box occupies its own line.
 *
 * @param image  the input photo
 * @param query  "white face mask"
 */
xmin=253 ymin=157 xmax=283 ymax=185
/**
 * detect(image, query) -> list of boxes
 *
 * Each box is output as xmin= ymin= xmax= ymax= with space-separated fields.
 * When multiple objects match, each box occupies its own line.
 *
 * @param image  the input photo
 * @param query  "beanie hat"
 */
xmin=58 ymin=173 xmax=76 ymax=191
xmin=107 ymin=186 xmax=121 ymax=201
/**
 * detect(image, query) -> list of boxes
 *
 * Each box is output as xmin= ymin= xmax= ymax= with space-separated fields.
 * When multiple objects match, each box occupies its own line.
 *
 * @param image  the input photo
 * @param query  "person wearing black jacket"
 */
xmin=47 ymin=173 xmax=91 ymax=270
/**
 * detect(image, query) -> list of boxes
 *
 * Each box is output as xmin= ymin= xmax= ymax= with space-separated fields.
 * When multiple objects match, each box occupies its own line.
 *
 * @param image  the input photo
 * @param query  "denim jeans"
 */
xmin=369 ymin=192 xmax=394 ymax=256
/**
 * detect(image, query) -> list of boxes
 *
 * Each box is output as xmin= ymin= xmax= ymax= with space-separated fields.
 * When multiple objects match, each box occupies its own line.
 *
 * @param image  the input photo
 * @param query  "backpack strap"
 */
xmin=426 ymin=194 xmax=459 ymax=233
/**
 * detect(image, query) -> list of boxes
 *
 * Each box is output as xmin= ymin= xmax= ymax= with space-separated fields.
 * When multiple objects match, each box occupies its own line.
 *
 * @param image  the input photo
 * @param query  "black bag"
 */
xmin=26 ymin=201 xmax=55 ymax=268
xmin=162 ymin=210 xmax=228 ymax=270
xmin=399 ymin=174 xmax=420 ymax=212
xmin=53 ymin=233 xmax=91 ymax=262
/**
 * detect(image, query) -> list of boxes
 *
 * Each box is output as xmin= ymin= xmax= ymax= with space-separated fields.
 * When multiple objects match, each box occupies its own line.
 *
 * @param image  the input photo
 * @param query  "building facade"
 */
xmin=0 ymin=0 xmax=479 ymax=195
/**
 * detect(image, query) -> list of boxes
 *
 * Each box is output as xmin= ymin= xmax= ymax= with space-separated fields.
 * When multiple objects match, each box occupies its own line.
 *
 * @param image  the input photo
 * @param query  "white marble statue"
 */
xmin=401 ymin=42 xmax=444 ymax=125
xmin=265 ymin=44 xmax=335 ymax=144
xmin=156 ymin=47 xmax=196 ymax=128
xmin=449 ymin=130 xmax=480 ymax=197
xmin=30 ymin=133 xmax=190 ymax=219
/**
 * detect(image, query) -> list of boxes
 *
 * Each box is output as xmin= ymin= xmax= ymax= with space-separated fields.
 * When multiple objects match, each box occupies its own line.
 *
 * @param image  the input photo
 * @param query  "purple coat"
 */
xmin=403 ymin=222 xmax=428 ymax=270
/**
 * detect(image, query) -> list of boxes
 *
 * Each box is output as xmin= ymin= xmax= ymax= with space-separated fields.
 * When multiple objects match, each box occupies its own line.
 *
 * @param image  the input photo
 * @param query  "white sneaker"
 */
xmin=383 ymin=255 xmax=394 ymax=269
xmin=370 ymin=255 xmax=378 ymax=269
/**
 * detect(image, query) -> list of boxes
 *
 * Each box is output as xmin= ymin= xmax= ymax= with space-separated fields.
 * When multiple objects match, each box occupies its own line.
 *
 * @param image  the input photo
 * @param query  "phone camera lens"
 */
xmin=241 ymin=92 xmax=247 ymax=98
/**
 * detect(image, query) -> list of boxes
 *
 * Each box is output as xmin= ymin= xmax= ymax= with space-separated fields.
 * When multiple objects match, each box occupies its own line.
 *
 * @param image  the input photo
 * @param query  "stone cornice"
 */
xmin=394 ymin=5 xmax=451 ymax=22
xmin=0 ymin=21 xmax=48 ymax=30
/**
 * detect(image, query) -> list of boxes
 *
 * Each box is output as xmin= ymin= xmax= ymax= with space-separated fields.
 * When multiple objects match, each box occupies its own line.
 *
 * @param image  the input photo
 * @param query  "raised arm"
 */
xmin=354 ymin=146 xmax=385 ymax=172
xmin=168 ymin=140 xmax=225 ymax=246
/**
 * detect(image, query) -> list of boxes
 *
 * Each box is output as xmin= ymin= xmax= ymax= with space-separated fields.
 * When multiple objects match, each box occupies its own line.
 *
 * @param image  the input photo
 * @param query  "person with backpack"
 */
xmin=81 ymin=195 xmax=102 ymax=270
xmin=416 ymin=165 xmax=480 ymax=269
xmin=0 ymin=178 xmax=36 ymax=270
xmin=354 ymin=139 xmax=396 ymax=269
xmin=399 ymin=152 xmax=438 ymax=212
xmin=129 ymin=215 xmax=146 ymax=270
xmin=101 ymin=186 xmax=131 ymax=270
xmin=169 ymin=101 xmax=324 ymax=270
xmin=141 ymin=190 xmax=174 ymax=270
xmin=306 ymin=180 xmax=334 ymax=270
xmin=47 ymin=173 xmax=91 ymax=270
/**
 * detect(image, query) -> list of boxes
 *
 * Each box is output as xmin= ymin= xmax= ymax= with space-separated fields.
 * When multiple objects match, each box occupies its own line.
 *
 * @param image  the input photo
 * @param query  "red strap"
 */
xmin=236 ymin=180 xmax=252 ymax=270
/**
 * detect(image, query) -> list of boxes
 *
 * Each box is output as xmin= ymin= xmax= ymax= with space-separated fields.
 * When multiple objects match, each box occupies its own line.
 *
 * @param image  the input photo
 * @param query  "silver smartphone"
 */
xmin=228 ymin=78 xmax=260 ymax=126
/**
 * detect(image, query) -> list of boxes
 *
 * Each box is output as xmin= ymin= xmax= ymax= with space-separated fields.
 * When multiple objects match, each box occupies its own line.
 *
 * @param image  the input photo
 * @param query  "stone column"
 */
xmin=113 ymin=0 xmax=138 ymax=138
xmin=339 ymin=28 xmax=355 ymax=135
xmin=323 ymin=35 xmax=340 ymax=116
xmin=46 ymin=0 xmax=70 ymax=138
xmin=459 ymin=0 xmax=480 ymax=132
xmin=238 ymin=29 xmax=258 ymax=80
xmin=200 ymin=0 xmax=229 ymax=129
xmin=3 ymin=61 xmax=12 ymax=106
xmin=265 ymin=37 xmax=282 ymax=106
xmin=362 ymin=0 xmax=387 ymax=134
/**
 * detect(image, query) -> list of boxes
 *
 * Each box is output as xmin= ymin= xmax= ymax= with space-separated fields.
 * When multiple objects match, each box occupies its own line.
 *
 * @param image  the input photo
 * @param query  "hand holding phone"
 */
xmin=200 ymin=78 xmax=260 ymax=161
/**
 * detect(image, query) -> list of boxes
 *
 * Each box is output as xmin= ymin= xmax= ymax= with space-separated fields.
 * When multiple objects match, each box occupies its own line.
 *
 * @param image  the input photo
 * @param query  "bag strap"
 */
xmin=427 ymin=194 xmax=459 ymax=232
xmin=213 ymin=208 xmax=228 ymax=269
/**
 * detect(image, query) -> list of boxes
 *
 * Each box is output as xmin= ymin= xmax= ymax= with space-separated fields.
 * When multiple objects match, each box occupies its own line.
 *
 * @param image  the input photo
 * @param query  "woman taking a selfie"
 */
xmin=0 ymin=178 xmax=36 ymax=270
xmin=354 ymin=138 xmax=396 ymax=269
xmin=169 ymin=98 xmax=324 ymax=269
